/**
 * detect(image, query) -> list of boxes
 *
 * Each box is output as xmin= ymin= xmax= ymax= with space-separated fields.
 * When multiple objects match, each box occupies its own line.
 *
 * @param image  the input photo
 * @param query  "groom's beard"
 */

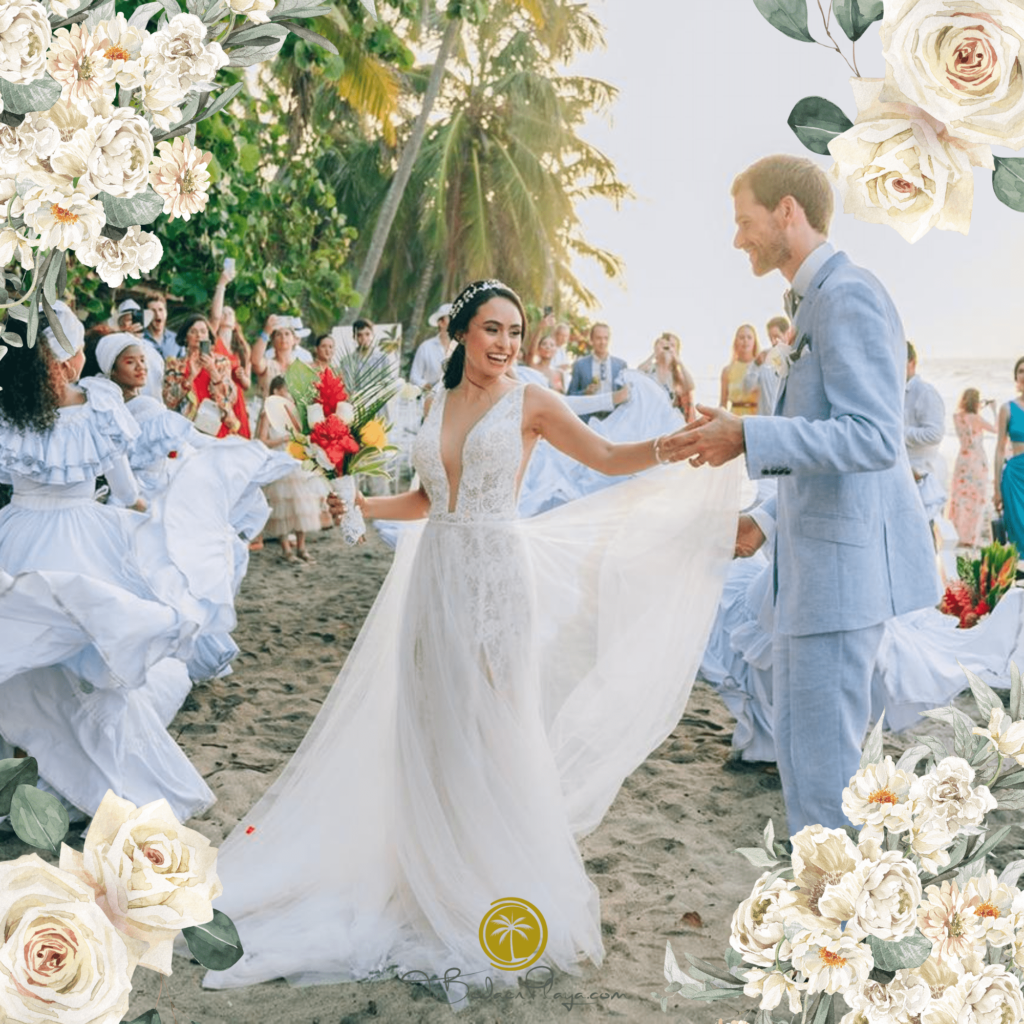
xmin=749 ymin=234 xmax=791 ymax=277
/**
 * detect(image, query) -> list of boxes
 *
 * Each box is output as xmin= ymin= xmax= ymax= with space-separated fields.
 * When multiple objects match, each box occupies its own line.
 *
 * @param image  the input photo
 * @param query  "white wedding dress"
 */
xmin=205 ymin=382 xmax=740 ymax=992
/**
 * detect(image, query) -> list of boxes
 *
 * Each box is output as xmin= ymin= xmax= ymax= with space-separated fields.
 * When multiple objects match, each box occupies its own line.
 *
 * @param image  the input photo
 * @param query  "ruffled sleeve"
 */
xmin=0 ymin=376 xmax=140 ymax=486
xmin=125 ymin=396 xmax=198 ymax=469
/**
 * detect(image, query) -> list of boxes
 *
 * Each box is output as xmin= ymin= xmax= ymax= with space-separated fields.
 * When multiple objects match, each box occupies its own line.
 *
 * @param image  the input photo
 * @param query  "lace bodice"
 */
xmin=413 ymin=384 xmax=526 ymax=522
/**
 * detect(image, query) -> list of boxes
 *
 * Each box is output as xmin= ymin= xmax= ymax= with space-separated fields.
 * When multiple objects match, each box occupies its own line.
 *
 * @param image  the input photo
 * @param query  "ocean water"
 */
xmin=686 ymin=356 xmax=1015 ymax=496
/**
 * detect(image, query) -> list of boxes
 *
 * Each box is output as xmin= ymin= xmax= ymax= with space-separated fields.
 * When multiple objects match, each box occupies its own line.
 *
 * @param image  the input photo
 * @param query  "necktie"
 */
xmin=784 ymin=288 xmax=801 ymax=322
xmin=600 ymin=360 xmax=607 ymax=382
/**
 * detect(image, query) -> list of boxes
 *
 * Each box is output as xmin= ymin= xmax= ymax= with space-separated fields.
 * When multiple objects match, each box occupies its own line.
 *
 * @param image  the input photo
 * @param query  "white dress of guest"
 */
xmin=0 ymin=376 xmax=214 ymax=821
xmin=204 ymin=381 xmax=740 ymax=991
xmin=410 ymin=334 xmax=447 ymax=390
xmin=905 ymin=372 xmax=947 ymax=519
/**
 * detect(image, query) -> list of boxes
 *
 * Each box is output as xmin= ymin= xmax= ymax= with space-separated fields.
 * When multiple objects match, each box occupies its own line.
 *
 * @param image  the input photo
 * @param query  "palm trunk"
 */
xmin=344 ymin=16 xmax=461 ymax=324
xmin=403 ymin=248 xmax=437 ymax=373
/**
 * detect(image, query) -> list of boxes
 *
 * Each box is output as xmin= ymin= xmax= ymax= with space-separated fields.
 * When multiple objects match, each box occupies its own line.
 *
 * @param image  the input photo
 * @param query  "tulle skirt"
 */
xmin=263 ymin=469 xmax=325 ymax=538
xmin=204 ymin=459 xmax=741 ymax=991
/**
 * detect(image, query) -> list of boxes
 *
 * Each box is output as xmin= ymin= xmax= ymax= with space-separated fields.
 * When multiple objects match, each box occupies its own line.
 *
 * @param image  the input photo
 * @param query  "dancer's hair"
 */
xmin=443 ymin=281 xmax=526 ymax=390
xmin=731 ymin=154 xmax=833 ymax=235
xmin=959 ymin=388 xmax=980 ymax=415
xmin=0 ymin=319 xmax=62 ymax=432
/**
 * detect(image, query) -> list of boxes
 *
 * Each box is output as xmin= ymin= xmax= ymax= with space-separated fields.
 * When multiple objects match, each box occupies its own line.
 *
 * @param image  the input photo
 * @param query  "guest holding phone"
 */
xmin=112 ymin=298 xmax=165 ymax=403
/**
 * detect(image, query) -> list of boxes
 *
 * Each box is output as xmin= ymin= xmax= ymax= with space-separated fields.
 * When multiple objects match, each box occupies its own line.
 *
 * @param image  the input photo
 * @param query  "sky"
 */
xmin=567 ymin=0 xmax=1024 ymax=375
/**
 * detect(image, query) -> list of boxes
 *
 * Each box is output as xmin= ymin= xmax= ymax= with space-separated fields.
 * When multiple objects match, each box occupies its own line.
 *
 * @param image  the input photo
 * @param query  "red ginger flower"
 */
xmin=316 ymin=367 xmax=348 ymax=416
xmin=310 ymin=414 xmax=359 ymax=472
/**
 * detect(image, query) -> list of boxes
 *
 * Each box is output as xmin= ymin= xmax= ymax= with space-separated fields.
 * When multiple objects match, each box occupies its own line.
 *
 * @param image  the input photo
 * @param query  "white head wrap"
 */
xmin=42 ymin=301 xmax=86 ymax=363
xmin=95 ymin=332 xmax=142 ymax=377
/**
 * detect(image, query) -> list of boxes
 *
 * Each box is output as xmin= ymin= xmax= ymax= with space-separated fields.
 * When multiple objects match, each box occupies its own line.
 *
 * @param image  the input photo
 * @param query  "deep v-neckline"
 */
xmin=439 ymin=385 xmax=522 ymax=514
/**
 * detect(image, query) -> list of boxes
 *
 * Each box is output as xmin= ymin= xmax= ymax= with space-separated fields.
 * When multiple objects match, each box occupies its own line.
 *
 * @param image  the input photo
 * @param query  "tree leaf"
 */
xmin=124 ymin=1011 xmax=162 ymax=1024
xmin=278 ymin=19 xmax=339 ymax=55
xmin=42 ymin=248 xmax=65 ymax=307
xmin=833 ymin=0 xmax=884 ymax=42
xmin=9 ymin=784 xmax=69 ymax=853
xmin=895 ymin=745 xmax=931 ymax=775
xmin=0 ymin=75 xmax=63 ymax=116
xmin=736 ymin=847 xmax=779 ymax=869
xmin=964 ymin=825 xmax=1012 ymax=869
xmin=84 ymin=0 xmax=116 ymax=27
xmin=40 ymin=287 xmax=72 ymax=357
xmin=226 ymin=42 xmax=286 ymax=67
xmin=100 ymin=187 xmax=164 ymax=228
xmin=999 ymin=858 xmax=1024 ymax=888
xmin=238 ymin=142 xmax=261 ymax=173
xmin=157 ymin=0 xmax=182 ymax=16
xmin=683 ymin=952 xmax=745 ymax=986
xmin=269 ymin=0 xmax=334 ymax=17
xmin=964 ymin=664 xmax=1004 ymax=724
xmin=788 ymin=96 xmax=854 ymax=156
xmin=0 ymin=757 xmax=38 ymax=816
xmin=866 ymin=931 xmax=933 ymax=971
xmin=128 ymin=1 xmax=164 ymax=30
xmin=182 ymin=910 xmax=243 ymax=970
xmin=1012 ymin=662 xmax=1023 ymax=721
xmin=197 ymin=81 xmax=244 ymax=125
xmin=752 ymin=0 xmax=816 ymax=43
xmin=993 ymin=156 xmax=1024 ymax=213
xmin=860 ymin=711 xmax=885 ymax=769
xmin=227 ymin=22 xmax=288 ymax=47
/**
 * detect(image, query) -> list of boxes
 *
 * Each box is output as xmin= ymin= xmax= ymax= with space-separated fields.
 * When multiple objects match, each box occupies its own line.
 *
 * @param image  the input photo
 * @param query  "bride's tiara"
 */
xmin=449 ymin=280 xmax=509 ymax=325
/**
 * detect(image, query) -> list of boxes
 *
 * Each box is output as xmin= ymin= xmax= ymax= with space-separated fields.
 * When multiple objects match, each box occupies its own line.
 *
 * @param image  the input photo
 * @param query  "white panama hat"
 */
xmin=107 ymin=297 xmax=154 ymax=330
xmin=428 ymin=302 xmax=452 ymax=328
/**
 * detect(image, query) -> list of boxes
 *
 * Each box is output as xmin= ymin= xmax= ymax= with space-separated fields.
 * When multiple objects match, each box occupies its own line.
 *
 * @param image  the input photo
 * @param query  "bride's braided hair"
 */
xmin=443 ymin=280 xmax=527 ymax=390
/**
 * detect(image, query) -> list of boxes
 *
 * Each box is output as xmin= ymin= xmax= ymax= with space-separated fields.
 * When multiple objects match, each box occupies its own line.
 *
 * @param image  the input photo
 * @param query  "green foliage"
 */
xmin=788 ymin=96 xmax=854 ymax=155
xmin=0 ymin=756 xmax=39 ymax=815
xmin=993 ymin=156 xmax=1024 ymax=212
xmin=833 ymin=0 xmax=884 ymax=42
xmin=182 ymin=909 xmax=245 ymax=970
xmin=752 ymin=0 xmax=816 ymax=43
xmin=9 ymin=783 xmax=70 ymax=854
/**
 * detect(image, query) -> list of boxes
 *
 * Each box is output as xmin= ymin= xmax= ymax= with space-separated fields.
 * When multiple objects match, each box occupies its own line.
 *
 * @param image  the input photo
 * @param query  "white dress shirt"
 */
xmin=410 ymin=335 xmax=446 ymax=389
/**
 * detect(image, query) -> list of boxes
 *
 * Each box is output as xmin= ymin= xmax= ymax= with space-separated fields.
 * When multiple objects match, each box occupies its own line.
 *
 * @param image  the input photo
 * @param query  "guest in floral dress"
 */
xmin=948 ymin=387 xmax=996 ymax=547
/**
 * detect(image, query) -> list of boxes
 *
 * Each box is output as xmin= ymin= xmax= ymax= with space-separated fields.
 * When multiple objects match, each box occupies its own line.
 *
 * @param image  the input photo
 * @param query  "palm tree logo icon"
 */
xmin=478 ymin=897 xmax=548 ymax=971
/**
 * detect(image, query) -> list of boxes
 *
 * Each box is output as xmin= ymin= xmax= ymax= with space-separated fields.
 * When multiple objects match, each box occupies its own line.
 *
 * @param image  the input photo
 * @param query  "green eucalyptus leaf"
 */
xmin=860 ymin=712 xmax=885 ymax=769
xmin=895 ymin=745 xmax=931 ymax=775
xmin=753 ymin=0 xmax=815 ymax=43
xmin=226 ymin=42 xmax=286 ymax=67
xmin=84 ymin=0 xmax=116 ymax=27
xmin=157 ymin=0 xmax=182 ymax=16
xmin=100 ymin=187 xmax=164 ymax=229
xmin=683 ymin=953 xmax=744 ymax=986
xmin=40 ymin=288 xmax=72 ymax=357
xmin=269 ymin=0 xmax=333 ymax=16
xmin=42 ymin=249 xmax=65 ymax=306
xmin=993 ymin=156 xmax=1024 ymax=213
xmin=128 ymin=1 xmax=164 ymax=30
xmin=277 ymin=19 xmax=339 ymax=54
xmin=197 ymin=81 xmax=244 ymax=124
xmin=866 ymin=931 xmax=932 ymax=971
xmin=999 ymin=858 xmax=1024 ymax=888
xmin=0 ymin=75 xmax=63 ymax=116
xmin=25 ymin=289 xmax=38 ymax=349
xmin=964 ymin=825 xmax=1013 ymax=869
xmin=965 ymin=665 xmax=1004 ymax=724
xmin=788 ymin=96 xmax=855 ymax=156
xmin=124 ymin=1011 xmax=162 ymax=1024
xmin=0 ymin=757 xmax=38 ymax=815
xmin=10 ymin=783 xmax=69 ymax=853
xmin=833 ymin=0 xmax=884 ymax=42
xmin=5 ymin=303 xmax=28 ymax=323
xmin=182 ymin=910 xmax=243 ymax=970
xmin=227 ymin=22 xmax=288 ymax=46
xmin=736 ymin=846 xmax=779 ymax=869
xmin=812 ymin=991 xmax=836 ymax=1024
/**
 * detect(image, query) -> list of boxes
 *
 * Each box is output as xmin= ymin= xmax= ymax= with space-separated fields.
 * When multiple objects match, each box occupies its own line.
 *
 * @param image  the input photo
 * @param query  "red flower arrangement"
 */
xmin=316 ymin=367 xmax=348 ymax=416
xmin=309 ymin=416 xmax=360 ymax=473
xmin=939 ymin=541 xmax=1018 ymax=628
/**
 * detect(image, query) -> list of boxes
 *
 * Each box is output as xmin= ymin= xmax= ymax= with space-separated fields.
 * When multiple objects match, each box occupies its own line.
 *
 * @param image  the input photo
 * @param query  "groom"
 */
xmin=665 ymin=154 xmax=939 ymax=837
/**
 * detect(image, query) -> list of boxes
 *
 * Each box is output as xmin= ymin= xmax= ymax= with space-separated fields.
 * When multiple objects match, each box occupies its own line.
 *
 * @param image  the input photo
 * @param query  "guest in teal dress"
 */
xmin=995 ymin=356 xmax=1024 ymax=551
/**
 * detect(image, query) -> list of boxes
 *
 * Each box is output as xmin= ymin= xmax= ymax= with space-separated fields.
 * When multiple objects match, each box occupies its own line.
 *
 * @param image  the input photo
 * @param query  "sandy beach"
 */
xmin=0 ymin=522 xmax=985 ymax=1024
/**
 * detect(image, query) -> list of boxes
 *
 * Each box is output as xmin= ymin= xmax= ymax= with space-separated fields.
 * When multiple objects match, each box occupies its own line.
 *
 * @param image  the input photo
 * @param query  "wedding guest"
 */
xmin=112 ymin=298 xmax=165 ymax=403
xmin=165 ymin=313 xmax=251 ymax=437
xmin=566 ymin=323 xmax=626 ymax=421
xmin=948 ymin=388 xmax=997 ymax=547
xmin=312 ymin=333 xmax=336 ymax=374
xmin=532 ymin=335 xmax=566 ymax=392
xmin=743 ymin=314 xmax=791 ymax=415
xmin=995 ymin=356 xmax=1024 ymax=552
xmin=353 ymin=317 xmax=392 ymax=376
xmin=639 ymin=333 xmax=695 ymax=421
xmin=410 ymin=304 xmax=451 ymax=392
xmin=256 ymin=376 xmax=323 ymax=565
xmin=719 ymin=323 xmax=760 ymax=416
xmin=905 ymin=341 xmax=946 ymax=538
xmin=252 ymin=318 xmax=301 ymax=395
xmin=551 ymin=321 xmax=573 ymax=380
xmin=144 ymin=294 xmax=179 ymax=359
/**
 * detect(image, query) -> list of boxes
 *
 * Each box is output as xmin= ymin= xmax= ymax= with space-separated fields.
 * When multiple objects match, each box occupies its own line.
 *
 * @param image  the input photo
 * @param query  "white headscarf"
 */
xmin=42 ymin=301 xmax=86 ymax=363
xmin=95 ymin=332 xmax=142 ymax=377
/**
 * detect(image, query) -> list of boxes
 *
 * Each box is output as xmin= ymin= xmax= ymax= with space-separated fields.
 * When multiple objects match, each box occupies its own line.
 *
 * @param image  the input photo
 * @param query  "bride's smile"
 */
xmin=459 ymin=298 xmax=523 ymax=381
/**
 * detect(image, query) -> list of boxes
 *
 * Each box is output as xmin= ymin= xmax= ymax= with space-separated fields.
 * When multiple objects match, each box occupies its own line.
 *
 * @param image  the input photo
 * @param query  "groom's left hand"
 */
xmin=661 ymin=405 xmax=745 ymax=467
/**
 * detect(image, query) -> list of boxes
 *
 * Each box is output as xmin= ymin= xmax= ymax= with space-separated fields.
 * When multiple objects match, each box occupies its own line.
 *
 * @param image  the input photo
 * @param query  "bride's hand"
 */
xmin=327 ymin=489 xmax=366 ymax=524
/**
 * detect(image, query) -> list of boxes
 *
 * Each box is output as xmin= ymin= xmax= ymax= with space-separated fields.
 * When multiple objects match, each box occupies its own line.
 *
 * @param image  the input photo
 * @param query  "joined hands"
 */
xmin=657 ymin=405 xmax=746 ymax=468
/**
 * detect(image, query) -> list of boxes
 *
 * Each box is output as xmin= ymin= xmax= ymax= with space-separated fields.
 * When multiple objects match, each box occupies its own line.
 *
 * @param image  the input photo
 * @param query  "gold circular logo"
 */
xmin=478 ymin=897 xmax=548 ymax=971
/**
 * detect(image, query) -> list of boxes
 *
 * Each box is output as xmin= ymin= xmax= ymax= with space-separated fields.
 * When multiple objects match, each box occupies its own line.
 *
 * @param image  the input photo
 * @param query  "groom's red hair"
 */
xmin=732 ymin=155 xmax=833 ymax=236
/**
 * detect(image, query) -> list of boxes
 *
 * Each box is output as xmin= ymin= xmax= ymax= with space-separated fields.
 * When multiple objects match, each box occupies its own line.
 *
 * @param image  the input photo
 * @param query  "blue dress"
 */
xmin=1002 ymin=401 xmax=1024 ymax=551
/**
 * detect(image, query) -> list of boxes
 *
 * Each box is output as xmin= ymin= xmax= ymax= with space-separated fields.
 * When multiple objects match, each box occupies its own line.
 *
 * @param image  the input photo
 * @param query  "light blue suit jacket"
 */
xmin=742 ymin=251 xmax=939 ymax=637
xmin=566 ymin=355 xmax=627 ymax=397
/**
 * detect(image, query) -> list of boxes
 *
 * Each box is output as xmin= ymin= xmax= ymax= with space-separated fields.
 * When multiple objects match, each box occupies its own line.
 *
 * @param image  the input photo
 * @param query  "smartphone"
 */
xmin=223 ymin=257 xmax=235 ymax=274
xmin=543 ymin=305 xmax=553 ymax=317
xmin=199 ymin=339 xmax=212 ymax=356
xmin=130 ymin=307 xmax=145 ymax=326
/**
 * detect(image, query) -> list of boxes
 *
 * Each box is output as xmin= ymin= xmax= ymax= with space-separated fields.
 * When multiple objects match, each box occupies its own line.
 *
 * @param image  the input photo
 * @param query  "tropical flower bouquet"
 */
xmin=0 ymin=0 xmax=359 ymax=361
xmin=752 ymin=0 xmax=1024 ymax=241
xmin=0 ymin=757 xmax=239 ymax=1023
xmin=285 ymin=354 xmax=399 ymax=544
xmin=940 ymin=541 xmax=1019 ymax=629
xmin=654 ymin=664 xmax=1024 ymax=1023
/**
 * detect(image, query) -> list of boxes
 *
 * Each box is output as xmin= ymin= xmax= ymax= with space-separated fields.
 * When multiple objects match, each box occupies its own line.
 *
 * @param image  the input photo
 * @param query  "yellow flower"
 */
xmin=359 ymin=419 xmax=388 ymax=450
xmin=287 ymin=439 xmax=307 ymax=461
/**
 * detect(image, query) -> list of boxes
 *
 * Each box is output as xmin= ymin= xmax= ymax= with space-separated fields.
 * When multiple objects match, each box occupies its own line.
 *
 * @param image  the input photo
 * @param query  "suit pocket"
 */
xmin=798 ymin=512 xmax=868 ymax=547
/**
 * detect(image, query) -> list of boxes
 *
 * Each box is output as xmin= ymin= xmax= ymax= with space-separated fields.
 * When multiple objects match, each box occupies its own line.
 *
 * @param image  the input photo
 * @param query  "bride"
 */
xmin=205 ymin=281 xmax=741 ymax=993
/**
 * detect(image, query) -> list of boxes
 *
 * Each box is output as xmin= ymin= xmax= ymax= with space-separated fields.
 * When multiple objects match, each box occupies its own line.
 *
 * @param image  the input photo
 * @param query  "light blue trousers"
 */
xmin=773 ymin=624 xmax=885 ymax=838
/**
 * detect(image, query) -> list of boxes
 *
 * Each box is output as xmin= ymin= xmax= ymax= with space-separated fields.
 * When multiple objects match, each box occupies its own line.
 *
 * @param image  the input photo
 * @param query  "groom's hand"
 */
xmin=734 ymin=514 xmax=766 ymax=558
xmin=662 ymin=405 xmax=745 ymax=467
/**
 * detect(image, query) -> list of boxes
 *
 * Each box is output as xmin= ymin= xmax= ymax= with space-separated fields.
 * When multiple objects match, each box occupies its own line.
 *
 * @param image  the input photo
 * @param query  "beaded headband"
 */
xmin=448 ymin=279 xmax=509 ymax=326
